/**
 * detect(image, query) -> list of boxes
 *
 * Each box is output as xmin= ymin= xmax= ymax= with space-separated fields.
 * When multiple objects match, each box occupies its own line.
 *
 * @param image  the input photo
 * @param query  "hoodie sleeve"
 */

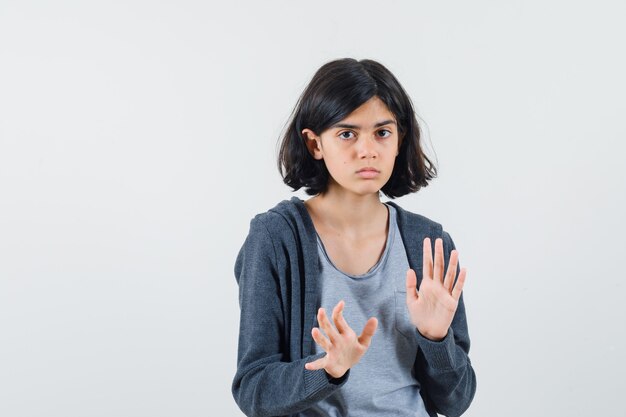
xmin=231 ymin=216 xmax=349 ymax=417
xmin=413 ymin=230 xmax=477 ymax=417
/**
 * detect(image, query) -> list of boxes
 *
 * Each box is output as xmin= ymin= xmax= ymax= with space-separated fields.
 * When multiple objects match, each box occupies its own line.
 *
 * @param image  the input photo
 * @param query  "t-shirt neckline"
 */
xmin=313 ymin=203 xmax=396 ymax=280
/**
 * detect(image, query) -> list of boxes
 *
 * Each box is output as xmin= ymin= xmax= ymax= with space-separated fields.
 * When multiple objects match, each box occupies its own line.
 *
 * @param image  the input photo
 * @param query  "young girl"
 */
xmin=232 ymin=58 xmax=476 ymax=417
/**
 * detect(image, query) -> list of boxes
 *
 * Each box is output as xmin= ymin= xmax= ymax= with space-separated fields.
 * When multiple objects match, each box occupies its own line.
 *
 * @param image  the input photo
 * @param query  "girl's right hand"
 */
xmin=304 ymin=300 xmax=378 ymax=378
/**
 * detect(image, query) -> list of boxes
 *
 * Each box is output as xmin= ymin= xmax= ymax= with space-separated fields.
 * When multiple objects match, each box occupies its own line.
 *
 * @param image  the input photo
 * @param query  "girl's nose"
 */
xmin=357 ymin=135 xmax=378 ymax=159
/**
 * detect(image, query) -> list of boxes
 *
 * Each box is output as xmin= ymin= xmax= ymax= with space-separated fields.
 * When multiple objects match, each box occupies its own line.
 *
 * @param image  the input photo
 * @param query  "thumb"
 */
xmin=358 ymin=317 xmax=378 ymax=347
xmin=406 ymin=269 xmax=418 ymax=303
xmin=305 ymin=356 xmax=327 ymax=371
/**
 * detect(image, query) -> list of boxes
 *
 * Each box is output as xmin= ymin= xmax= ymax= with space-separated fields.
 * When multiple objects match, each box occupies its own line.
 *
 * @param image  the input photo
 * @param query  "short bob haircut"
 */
xmin=277 ymin=58 xmax=437 ymax=199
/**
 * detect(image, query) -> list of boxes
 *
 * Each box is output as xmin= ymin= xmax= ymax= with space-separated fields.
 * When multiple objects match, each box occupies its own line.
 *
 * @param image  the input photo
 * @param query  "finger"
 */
xmin=317 ymin=307 xmax=339 ymax=344
xmin=443 ymin=250 xmax=459 ymax=292
xmin=357 ymin=317 xmax=378 ymax=347
xmin=405 ymin=269 xmax=418 ymax=302
xmin=433 ymin=238 xmax=445 ymax=283
xmin=422 ymin=237 xmax=433 ymax=280
xmin=332 ymin=300 xmax=351 ymax=334
xmin=304 ymin=356 xmax=327 ymax=371
xmin=311 ymin=327 xmax=331 ymax=352
xmin=451 ymin=267 xmax=467 ymax=300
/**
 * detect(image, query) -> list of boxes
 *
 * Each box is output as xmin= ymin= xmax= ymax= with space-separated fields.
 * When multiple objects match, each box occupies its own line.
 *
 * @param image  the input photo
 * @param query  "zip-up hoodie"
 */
xmin=232 ymin=197 xmax=477 ymax=417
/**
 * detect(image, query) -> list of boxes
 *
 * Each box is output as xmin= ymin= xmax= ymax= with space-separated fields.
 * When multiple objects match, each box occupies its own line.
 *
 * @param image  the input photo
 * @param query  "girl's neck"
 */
xmin=304 ymin=187 xmax=387 ymax=239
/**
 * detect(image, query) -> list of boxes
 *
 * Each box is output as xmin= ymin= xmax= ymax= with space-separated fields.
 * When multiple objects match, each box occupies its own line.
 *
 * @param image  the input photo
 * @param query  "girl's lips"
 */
xmin=356 ymin=170 xmax=380 ymax=179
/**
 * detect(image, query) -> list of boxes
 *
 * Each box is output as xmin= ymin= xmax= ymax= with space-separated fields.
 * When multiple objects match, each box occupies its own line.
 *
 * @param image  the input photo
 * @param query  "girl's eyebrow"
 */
xmin=331 ymin=119 xmax=396 ymax=129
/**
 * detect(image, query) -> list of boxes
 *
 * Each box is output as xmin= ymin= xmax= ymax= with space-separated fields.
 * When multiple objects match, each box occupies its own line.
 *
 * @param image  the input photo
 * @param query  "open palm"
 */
xmin=405 ymin=237 xmax=467 ymax=341
xmin=304 ymin=300 xmax=378 ymax=378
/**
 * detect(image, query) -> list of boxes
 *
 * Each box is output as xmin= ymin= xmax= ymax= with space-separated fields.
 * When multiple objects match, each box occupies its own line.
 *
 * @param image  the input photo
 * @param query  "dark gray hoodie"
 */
xmin=232 ymin=197 xmax=476 ymax=417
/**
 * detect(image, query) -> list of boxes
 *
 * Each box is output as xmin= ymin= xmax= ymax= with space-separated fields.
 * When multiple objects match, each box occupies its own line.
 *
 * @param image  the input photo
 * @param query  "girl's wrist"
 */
xmin=417 ymin=326 xmax=446 ymax=342
xmin=325 ymin=367 xmax=348 ymax=379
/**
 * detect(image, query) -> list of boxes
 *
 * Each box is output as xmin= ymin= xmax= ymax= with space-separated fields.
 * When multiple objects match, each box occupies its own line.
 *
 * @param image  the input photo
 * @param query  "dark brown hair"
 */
xmin=277 ymin=58 xmax=437 ymax=198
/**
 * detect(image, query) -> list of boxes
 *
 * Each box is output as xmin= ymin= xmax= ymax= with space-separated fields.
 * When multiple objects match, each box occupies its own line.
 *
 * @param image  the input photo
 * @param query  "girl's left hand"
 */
xmin=405 ymin=237 xmax=467 ymax=341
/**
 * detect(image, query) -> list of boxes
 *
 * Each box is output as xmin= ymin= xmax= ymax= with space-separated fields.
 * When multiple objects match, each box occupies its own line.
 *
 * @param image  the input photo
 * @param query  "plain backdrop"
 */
xmin=1 ymin=1 xmax=625 ymax=416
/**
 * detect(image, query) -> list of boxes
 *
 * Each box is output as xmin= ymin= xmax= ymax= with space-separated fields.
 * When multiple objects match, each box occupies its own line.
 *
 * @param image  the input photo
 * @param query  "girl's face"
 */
xmin=302 ymin=96 xmax=400 ymax=198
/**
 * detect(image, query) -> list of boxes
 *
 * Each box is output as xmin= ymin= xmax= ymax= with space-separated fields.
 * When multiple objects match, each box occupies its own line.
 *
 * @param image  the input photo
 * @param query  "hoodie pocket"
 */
xmin=394 ymin=290 xmax=417 ymax=340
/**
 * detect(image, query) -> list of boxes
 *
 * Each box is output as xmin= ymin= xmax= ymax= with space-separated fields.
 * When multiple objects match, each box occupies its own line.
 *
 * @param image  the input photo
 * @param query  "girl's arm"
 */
xmin=413 ymin=293 xmax=476 ymax=417
xmin=231 ymin=217 xmax=348 ymax=417
xmin=410 ymin=232 xmax=477 ymax=417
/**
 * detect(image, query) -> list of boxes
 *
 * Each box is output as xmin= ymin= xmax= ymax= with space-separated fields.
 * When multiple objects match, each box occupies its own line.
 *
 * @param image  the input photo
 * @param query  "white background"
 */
xmin=1 ymin=1 xmax=625 ymax=416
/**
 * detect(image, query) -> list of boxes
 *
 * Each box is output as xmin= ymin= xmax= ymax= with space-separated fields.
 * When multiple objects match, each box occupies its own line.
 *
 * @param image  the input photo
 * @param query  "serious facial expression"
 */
xmin=303 ymin=96 xmax=400 ymax=197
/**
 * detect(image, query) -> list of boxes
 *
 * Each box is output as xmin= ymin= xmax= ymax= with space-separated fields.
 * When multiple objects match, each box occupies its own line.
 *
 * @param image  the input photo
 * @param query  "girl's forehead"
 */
xmin=334 ymin=98 xmax=397 ymax=128
xmin=330 ymin=118 xmax=397 ymax=131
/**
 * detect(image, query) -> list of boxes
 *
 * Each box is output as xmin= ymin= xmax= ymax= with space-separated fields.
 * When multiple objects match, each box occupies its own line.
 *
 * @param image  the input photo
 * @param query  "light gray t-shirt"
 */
xmin=297 ymin=203 xmax=429 ymax=417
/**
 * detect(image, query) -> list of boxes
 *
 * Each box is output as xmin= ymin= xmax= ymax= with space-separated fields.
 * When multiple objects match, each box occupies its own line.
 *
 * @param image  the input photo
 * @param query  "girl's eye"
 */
xmin=377 ymin=129 xmax=391 ymax=138
xmin=339 ymin=131 xmax=355 ymax=140
xmin=338 ymin=130 xmax=391 ymax=140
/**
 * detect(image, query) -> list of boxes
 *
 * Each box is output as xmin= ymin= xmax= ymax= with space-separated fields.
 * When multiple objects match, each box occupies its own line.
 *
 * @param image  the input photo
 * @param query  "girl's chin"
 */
xmin=328 ymin=186 xmax=382 ymax=197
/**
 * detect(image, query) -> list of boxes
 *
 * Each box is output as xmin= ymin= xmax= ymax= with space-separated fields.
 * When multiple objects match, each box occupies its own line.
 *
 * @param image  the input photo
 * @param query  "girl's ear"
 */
xmin=302 ymin=128 xmax=324 ymax=160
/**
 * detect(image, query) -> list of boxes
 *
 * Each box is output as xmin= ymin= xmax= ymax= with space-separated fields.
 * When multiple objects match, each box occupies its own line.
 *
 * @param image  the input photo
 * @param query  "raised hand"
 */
xmin=304 ymin=300 xmax=378 ymax=378
xmin=405 ymin=237 xmax=467 ymax=341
